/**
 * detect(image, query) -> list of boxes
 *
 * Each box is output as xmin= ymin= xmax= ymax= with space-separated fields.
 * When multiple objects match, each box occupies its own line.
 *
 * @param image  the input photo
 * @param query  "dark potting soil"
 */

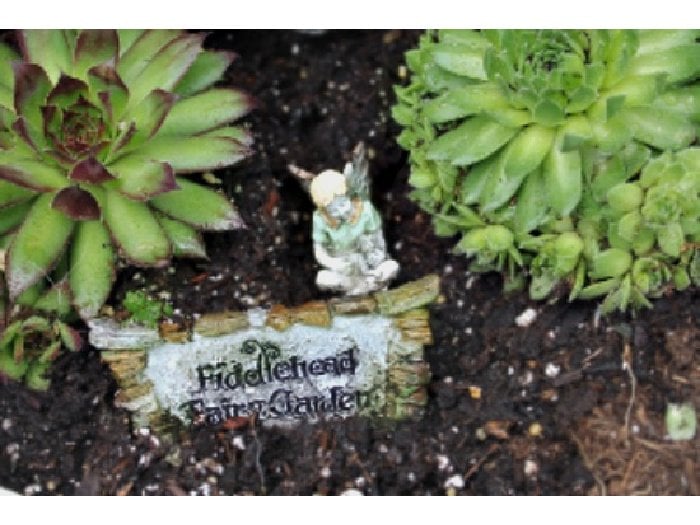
xmin=0 ymin=30 xmax=697 ymax=496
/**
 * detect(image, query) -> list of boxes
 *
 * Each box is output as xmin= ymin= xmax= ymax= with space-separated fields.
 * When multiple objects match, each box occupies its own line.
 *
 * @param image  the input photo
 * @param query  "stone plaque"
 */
xmin=89 ymin=275 xmax=438 ymax=431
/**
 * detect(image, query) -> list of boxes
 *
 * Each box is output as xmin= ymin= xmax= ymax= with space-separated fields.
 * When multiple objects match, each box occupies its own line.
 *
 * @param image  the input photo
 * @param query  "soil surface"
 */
xmin=0 ymin=30 xmax=698 ymax=496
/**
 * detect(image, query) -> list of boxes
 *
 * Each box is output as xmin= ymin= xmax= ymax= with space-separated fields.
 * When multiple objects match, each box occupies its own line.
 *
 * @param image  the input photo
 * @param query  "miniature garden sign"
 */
xmin=89 ymin=275 xmax=438 ymax=431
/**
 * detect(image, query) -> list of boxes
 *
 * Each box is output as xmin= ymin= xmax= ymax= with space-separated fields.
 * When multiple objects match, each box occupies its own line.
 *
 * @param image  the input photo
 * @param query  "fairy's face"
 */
xmin=325 ymin=194 xmax=353 ymax=221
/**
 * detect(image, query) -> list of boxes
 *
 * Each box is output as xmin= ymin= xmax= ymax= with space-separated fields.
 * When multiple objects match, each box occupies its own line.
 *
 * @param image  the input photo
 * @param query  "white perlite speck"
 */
xmin=340 ymin=488 xmax=363 ymax=496
xmin=515 ymin=308 xmax=538 ymax=327
xmin=523 ymin=459 xmax=539 ymax=476
xmin=545 ymin=363 xmax=561 ymax=378
xmin=444 ymin=475 xmax=464 ymax=489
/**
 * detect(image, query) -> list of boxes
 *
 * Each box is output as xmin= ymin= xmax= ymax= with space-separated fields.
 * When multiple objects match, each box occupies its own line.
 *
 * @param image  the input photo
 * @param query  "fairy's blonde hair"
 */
xmin=310 ymin=170 xmax=347 ymax=207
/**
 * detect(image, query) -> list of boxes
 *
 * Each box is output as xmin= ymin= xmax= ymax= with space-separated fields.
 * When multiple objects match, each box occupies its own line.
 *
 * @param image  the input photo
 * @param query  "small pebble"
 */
xmin=320 ymin=466 xmax=331 ymax=478
xmin=523 ymin=459 xmax=539 ymax=477
xmin=528 ymin=422 xmax=543 ymax=437
xmin=1 ymin=419 xmax=11 ymax=432
xmin=340 ymin=488 xmax=363 ymax=496
xmin=23 ymin=484 xmax=42 ymax=496
xmin=515 ymin=308 xmax=538 ymax=328
xmin=475 ymin=427 xmax=487 ymax=441
xmin=519 ymin=371 xmax=534 ymax=386
xmin=468 ymin=386 xmax=481 ymax=399
xmin=437 ymin=454 xmax=450 ymax=471
xmin=545 ymin=363 xmax=561 ymax=378
xmin=232 ymin=436 xmax=246 ymax=450
xmin=444 ymin=474 xmax=464 ymax=489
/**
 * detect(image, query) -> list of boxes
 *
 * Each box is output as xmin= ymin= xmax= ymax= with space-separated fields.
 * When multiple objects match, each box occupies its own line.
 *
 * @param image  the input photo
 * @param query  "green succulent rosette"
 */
xmin=572 ymin=147 xmax=700 ymax=313
xmin=0 ymin=30 xmax=252 ymax=319
xmin=394 ymin=29 xmax=700 ymax=312
xmin=0 ymin=314 xmax=82 ymax=390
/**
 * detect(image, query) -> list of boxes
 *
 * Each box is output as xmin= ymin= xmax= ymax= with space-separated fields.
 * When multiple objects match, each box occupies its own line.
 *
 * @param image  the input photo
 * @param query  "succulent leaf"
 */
xmin=544 ymin=134 xmax=581 ymax=216
xmin=203 ymin=126 xmax=254 ymax=147
xmin=125 ymin=33 xmax=203 ymax=108
xmin=502 ymin=125 xmax=555 ymax=180
xmin=87 ymin=65 xmax=129 ymax=121
xmin=51 ymin=186 xmax=101 ymax=220
xmin=157 ymin=88 xmax=252 ymax=136
xmin=623 ymin=107 xmax=695 ymax=150
xmin=150 ymin=177 xmax=244 ymax=230
xmin=25 ymin=361 xmax=50 ymax=390
xmin=0 ymin=200 xmax=33 ymax=235
xmin=156 ymin=212 xmax=208 ymax=258
xmin=122 ymin=89 xmax=177 ymax=147
xmin=0 ymin=179 xmax=35 ymax=208
xmin=106 ymin=156 xmax=177 ymax=200
xmin=6 ymin=192 xmax=74 ymax=299
xmin=427 ymin=115 xmax=517 ymax=165
xmin=117 ymin=30 xmax=181 ymax=85
xmin=0 ymin=346 xmax=29 ymax=380
xmin=0 ymin=152 xmax=69 ymax=191
xmin=630 ymin=44 xmax=700 ymax=83
xmin=34 ymin=279 xmax=73 ymax=317
xmin=103 ymin=191 xmax=170 ymax=266
xmin=174 ymin=50 xmax=237 ymax=97
xmin=116 ymin=30 xmax=145 ymax=56
xmin=18 ymin=30 xmax=71 ymax=84
xmin=73 ymin=30 xmax=119 ymax=78
xmin=0 ymin=43 xmax=19 ymax=90
xmin=131 ymin=135 xmax=248 ymax=173
xmin=12 ymin=63 xmax=52 ymax=140
xmin=68 ymin=157 xmax=115 ymax=184
xmin=70 ymin=220 xmax=115 ymax=319
xmin=57 ymin=320 xmax=83 ymax=352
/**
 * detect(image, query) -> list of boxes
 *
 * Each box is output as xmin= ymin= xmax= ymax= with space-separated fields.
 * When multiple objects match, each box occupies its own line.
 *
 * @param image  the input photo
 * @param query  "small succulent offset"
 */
xmin=121 ymin=289 xmax=173 ymax=329
xmin=0 ymin=314 xmax=82 ymax=390
xmin=394 ymin=30 xmax=700 ymax=312
xmin=0 ymin=30 xmax=252 ymax=320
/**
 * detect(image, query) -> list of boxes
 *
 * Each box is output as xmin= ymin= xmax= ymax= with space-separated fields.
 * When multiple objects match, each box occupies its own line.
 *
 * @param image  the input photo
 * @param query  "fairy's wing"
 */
xmin=343 ymin=142 xmax=370 ymax=200
xmin=288 ymin=164 xmax=315 ymax=194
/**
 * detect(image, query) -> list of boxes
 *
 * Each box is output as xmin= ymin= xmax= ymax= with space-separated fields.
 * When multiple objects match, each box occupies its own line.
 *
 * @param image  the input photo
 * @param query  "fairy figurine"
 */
xmin=290 ymin=143 xmax=399 ymax=295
